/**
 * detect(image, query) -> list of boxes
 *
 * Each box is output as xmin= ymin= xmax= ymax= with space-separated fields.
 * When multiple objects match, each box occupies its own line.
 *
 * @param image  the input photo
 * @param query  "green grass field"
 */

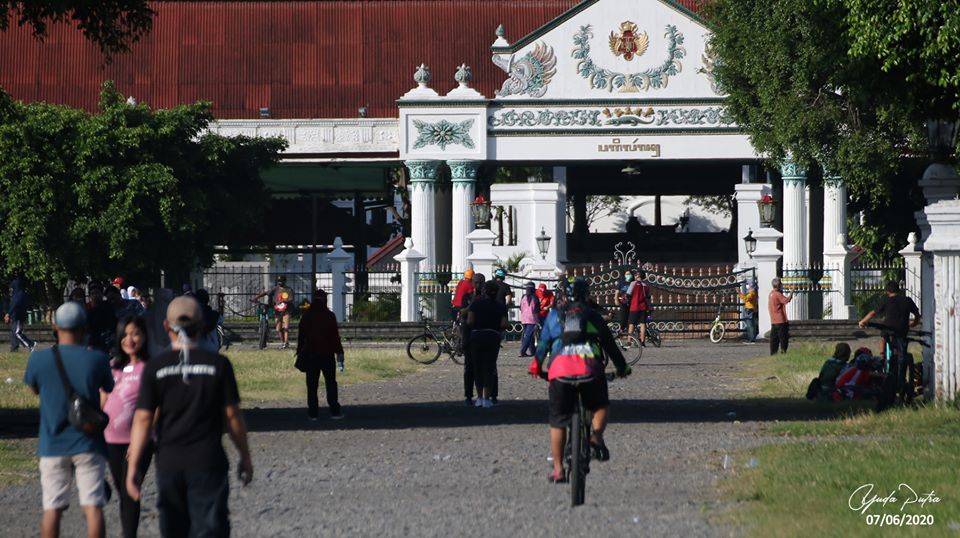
xmin=722 ymin=344 xmax=960 ymax=536
xmin=0 ymin=347 xmax=421 ymax=486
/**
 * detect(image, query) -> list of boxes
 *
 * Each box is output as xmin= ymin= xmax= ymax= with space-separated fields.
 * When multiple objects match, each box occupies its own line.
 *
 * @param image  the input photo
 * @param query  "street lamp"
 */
xmin=470 ymin=195 xmax=492 ymax=228
xmin=743 ymin=229 xmax=757 ymax=258
xmin=757 ymin=194 xmax=776 ymax=228
xmin=535 ymin=227 xmax=552 ymax=259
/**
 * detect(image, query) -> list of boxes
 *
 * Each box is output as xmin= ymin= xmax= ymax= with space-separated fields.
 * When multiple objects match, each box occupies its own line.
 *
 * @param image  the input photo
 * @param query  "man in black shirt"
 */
xmin=492 ymin=268 xmax=513 ymax=306
xmin=126 ymin=296 xmax=252 ymax=537
xmin=858 ymin=281 xmax=921 ymax=409
xmin=85 ymin=284 xmax=117 ymax=352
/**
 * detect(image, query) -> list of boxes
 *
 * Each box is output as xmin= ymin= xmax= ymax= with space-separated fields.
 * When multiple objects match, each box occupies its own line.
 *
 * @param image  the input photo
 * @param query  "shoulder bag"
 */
xmin=51 ymin=345 xmax=109 ymax=437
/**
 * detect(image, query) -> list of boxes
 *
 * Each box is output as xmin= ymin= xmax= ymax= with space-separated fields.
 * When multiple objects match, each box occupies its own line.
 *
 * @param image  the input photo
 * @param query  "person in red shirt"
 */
xmin=295 ymin=289 xmax=344 ymax=420
xmin=536 ymin=283 xmax=555 ymax=319
xmin=452 ymin=269 xmax=475 ymax=315
xmin=767 ymin=277 xmax=793 ymax=355
xmin=626 ymin=270 xmax=652 ymax=345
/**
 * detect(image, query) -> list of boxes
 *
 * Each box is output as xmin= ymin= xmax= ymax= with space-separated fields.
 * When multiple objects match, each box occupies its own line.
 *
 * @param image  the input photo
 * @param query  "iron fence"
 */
xmin=199 ymin=264 xmax=317 ymax=320
xmin=344 ymin=264 xmax=402 ymax=322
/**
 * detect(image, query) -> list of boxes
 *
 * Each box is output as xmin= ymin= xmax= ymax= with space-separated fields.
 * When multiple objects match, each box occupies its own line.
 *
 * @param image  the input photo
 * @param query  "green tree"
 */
xmin=0 ymin=82 xmax=286 ymax=300
xmin=843 ymin=0 xmax=960 ymax=117
xmin=707 ymin=0 xmax=927 ymax=258
xmin=0 ymin=0 xmax=153 ymax=56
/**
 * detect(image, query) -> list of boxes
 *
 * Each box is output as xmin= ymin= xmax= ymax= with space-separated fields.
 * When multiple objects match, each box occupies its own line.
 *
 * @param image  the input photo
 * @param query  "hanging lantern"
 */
xmin=535 ymin=227 xmax=552 ymax=259
xmin=470 ymin=195 xmax=492 ymax=228
xmin=757 ymin=194 xmax=776 ymax=227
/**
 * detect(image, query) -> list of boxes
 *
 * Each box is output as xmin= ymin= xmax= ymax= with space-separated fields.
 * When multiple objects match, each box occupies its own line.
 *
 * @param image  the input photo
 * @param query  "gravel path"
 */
xmin=0 ymin=340 xmax=795 ymax=537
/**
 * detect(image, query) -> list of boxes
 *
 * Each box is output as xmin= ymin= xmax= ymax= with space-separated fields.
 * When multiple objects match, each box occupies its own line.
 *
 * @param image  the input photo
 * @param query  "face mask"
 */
xmin=625 ymin=274 xmax=633 ymax=282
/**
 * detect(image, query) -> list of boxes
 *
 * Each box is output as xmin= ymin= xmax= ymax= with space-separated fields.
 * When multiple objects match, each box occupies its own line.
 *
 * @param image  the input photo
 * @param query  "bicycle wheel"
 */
xmin=617 ymin=334 xmax=643 ymax=366
xmin=258 ymin=317 xmax=268 ymax=350
xmin=406 ymin=333 xmax=442 ymax=364
xmin=570 ymin=400 xmax=587 ymax=507
xmin=709 ymin=322 xmax=725 ymax=344
xmin=647 ymin=326 xmax=662 ymax=348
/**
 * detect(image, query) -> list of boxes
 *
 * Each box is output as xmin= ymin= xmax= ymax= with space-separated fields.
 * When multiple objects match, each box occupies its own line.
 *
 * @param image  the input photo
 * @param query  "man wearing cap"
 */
xmin=768 ymin=278 xmax=793 ymax=355
xmin=253 ymin=275 xmax=294 ymax=349
xmin=23 ymin=302 xmax=114 ymax=538
xmin=126 ymin=296 xmax=252 ymax=537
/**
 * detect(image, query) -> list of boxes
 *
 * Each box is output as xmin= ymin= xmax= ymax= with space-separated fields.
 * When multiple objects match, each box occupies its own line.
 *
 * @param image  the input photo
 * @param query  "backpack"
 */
xmin=560 ymin=301 xmax=592 ymax=344
xmin=544 ymin=301 xmax=604 ymax=381
xmin=274 ymin=287 xmax=291 ymax=313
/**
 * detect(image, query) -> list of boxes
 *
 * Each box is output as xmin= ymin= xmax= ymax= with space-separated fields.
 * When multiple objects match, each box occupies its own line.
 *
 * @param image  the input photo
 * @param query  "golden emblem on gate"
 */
xmin=609 ymin=21 xmax=649 ymax=61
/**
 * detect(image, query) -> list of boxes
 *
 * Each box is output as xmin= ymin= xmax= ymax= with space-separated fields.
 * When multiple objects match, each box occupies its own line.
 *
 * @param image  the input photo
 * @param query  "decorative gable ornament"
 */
xmin=573 ymin=24 xmax=685 ymax=93
xmin=609 ymin=21 xmax=649 ymax=61
xmin=494 ymin=41 xmax=558 ymax=98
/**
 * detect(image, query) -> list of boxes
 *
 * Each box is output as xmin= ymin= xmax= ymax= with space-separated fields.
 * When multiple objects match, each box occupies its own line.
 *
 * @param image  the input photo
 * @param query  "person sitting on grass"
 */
xmin=835 ymin=347 xmax=885 ymax=400
xmin=814 ymin=343 xmax=851 ymax=401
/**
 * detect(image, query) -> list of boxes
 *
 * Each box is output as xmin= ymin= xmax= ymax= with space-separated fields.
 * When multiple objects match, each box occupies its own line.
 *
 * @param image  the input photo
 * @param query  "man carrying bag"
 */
xmin=24 ymin=301 xmax=114 ymax=538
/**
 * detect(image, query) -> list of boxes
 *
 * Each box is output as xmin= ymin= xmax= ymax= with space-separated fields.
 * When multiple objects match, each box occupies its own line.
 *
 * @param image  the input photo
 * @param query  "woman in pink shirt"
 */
xmin=102 ymin=316 xmax=153 ymax=538
xmin=519 ymin=282 xmax=540 ymax=358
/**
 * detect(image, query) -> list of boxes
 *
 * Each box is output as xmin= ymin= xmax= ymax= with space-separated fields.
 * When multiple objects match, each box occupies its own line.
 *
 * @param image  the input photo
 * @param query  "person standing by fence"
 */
xmin=737 ymin=279 xmax=758 ymax=343
xmin=253 ymin=275 xmax=294 ymax=349
xmin=295 ymin=289 xmax=344 ymax=420
xmin=460 ymin=272 xmax=485 ymax=406
xmin=768 ymin=278 xmax=793 ymax=354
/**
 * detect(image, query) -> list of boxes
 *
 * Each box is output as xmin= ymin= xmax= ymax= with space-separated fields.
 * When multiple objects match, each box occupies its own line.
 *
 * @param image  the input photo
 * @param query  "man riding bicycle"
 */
xmin=857 ymin=280 xmax=921 ymax=409
xmin=535 ymin=278 xmax=631 ymax=483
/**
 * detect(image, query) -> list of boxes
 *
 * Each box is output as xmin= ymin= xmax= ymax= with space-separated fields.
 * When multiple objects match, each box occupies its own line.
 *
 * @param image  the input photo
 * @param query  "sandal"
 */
xmin=548 ymin=468 xmax=567 ymax=483
xmin=590 ymin=436 xmax=610 ymax=462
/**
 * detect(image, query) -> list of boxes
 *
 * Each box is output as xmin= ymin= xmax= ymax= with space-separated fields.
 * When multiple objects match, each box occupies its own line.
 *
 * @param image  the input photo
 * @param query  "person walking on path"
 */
xmin=466 ymin=281 xmax=508 ymax=408
xmin=295 ymin=289 xmax=344 ymax=420
xmin=125 ymin=296 xmax=253 ymax=538
xmin=253 ymin=275 xmax=294 ymax=349
xmin=460 ymin=272 xmax=485 ymax=406
xmin=519 ymin=282 xmax=539 ymax=357
xmin=626 ymin=270 xmax=652 ymax=345
xmin=737 ymin=279 xmax=759 ymax=343
xmin=23 ymin=302 xmax=114 ymax=538
xmin=613 ymin=270 xmax=634 ymax=335
xmin=102 ymin=316 xmax=154 ymax=538
xmin=6 ymin=274 xmax=36 ymax=352
xmin=768 ymin=278 xmax=793 ymax=355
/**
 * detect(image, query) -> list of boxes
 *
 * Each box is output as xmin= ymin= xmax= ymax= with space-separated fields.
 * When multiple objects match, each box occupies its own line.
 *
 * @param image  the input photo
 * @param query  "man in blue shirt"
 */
xmin=6 ymin=274 xmax=36 ymax=352
xmin=23 ymin=301 xmax=114 ymax=538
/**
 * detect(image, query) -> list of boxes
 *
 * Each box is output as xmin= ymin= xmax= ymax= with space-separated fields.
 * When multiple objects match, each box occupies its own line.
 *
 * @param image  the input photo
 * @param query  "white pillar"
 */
xmin=752 ymin=227 xmax=784 ymax=338
xmin=553 ymin=166 xmax=568 ymax=265
xmin=448 ymin=161 xmax=480 ymax=272
xmin=327 ymin=237 xmax=352 ymax=322
xmin=781 ymin=160 xmax=808 ymax=320
xmin=823 ymin=233 xmax=854 ymax=320
xmin=822 ymin=175 xmax=848 ymax=262
xmin=734 ymin=183 xmax=772 ymax=268
xmin=434 ymin=178 xmax=451 ymax=267
xmin=394 ymin=238 xmax=426 ymax=322
xmin=923 ymin=200 xmax=960 ymax=402
xmin=900 ymin=232 xmax=922 ymax=305
xmin=466 ymin=228 xmax=498 ymax=281
xmin=914 ymin=162 xmax=960 ymax=399
xmin=405 ymin=160 xmax=441 ymax=270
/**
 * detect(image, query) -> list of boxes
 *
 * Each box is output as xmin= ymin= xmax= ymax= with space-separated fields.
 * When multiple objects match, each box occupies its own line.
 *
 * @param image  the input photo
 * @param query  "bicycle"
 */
xmin=708 ymin=303 xmax=726 ymax=344
xmin=606 ymin=321 xmax=643 ymax=366
xmin=254 ymin=302 xmax=271 ymax=350
xmin=406 ymin=312 xmax=464 ymax=365
xmin=564 ymin=371 xmax=618 ymax=507
xmin=866 ymin=322 xmax=930 ymax=410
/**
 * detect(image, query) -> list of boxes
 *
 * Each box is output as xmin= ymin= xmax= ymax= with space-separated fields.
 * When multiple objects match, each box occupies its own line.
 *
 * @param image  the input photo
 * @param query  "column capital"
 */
xmin=448 ymin=160 xmax=482 ymax=183
xmin=405 ymin=160 xmax=442 ymax=182
xmin=780 ymin=159 xmax=808 ymax=185
xmin=822 ymin=168 xmax=843 ymax=187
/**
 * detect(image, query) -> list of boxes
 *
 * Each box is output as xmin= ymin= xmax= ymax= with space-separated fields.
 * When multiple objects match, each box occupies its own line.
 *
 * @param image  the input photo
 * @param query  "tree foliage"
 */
xmin=843 ymin=0 xmax=960 ymax=114
xmin=0 ymin=82 xmax=286 ymax=295
xmin=566 ymin=195 xmax=624 ymax=230
xmin=0 ymin=0 xmax=154 ymax=56
xmin=707 ymin=0 xmax=926 ymax=205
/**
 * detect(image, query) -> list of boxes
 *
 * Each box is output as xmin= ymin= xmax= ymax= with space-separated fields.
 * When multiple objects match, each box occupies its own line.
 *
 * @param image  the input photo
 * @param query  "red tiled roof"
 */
xmin=0 ymin=1 xmax=708 ymax=119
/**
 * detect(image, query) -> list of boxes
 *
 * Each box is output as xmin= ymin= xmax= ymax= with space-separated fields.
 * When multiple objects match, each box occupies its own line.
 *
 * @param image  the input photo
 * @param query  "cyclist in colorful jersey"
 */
xmin=253 ymin=276 xmax=295 ymax=349
xmin=534 ymin=278 xmax=630 ymax=483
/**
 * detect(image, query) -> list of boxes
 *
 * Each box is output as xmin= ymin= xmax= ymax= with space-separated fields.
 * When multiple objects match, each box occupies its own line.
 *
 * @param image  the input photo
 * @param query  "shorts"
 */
xmin=628 ymin=310 xmax=649 ymax=327
xmin=39 ymin=452 xmax=107 ymax=510
xmin=548 ymin=377 xmax=609 ymax=428
xmin=275 ymin=311 xmax=291 ymax=329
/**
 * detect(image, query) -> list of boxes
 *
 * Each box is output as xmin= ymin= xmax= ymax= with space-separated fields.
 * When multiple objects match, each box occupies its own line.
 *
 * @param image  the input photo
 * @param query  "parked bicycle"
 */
xmin=406 ymin=312 xmax=464 ymax=365
xmin=866 ymin=322 xmax=930 ymax=409
xmin=606 ymin=321 xmax=643 ymax=366
xmin=254 ymin=302 xmax=271 ymax=350
xmin=564 ymin=370 xmax=618 ymax=507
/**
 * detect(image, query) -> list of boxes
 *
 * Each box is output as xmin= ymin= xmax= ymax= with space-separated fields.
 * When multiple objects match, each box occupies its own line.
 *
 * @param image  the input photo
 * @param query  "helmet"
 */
xmin=494 ymin=268 xmax=506 ymax=279
xmin=464 ymin=269 xmax=475 ymax=280
xmin=564 ymin=277 xmax=590 ymax=302
xmin=277 ymin=275 xmax=287 ymax=284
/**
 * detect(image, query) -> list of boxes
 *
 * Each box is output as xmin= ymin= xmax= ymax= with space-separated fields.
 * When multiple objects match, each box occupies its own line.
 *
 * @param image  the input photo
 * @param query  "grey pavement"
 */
xmin=0 ymin=340 xmax=793 ymax=537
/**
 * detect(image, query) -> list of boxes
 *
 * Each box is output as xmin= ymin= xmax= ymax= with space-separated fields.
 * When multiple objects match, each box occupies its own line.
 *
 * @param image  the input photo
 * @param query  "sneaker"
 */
xmin=280 ymin=343 xmax=289 ymax=350
xmin=29 ymin=342 xmax=37 ymax=352
xmin=463 ymin=398 xmax=474 ymax=407
xmin=482 ymin=399 xmax=494 ymax=408
xmin=474 ymin=398 xmax=485 ymax=408
xmin=331 ymin=411 xmax=345 ymax=420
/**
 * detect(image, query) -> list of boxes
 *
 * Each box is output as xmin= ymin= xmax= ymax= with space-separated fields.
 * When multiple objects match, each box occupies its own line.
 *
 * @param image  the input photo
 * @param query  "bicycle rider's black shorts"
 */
xmin=628 ymin=309 xmax=649 ymax=327
xmin=548 ymin=377 xmax=609 ymax=429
